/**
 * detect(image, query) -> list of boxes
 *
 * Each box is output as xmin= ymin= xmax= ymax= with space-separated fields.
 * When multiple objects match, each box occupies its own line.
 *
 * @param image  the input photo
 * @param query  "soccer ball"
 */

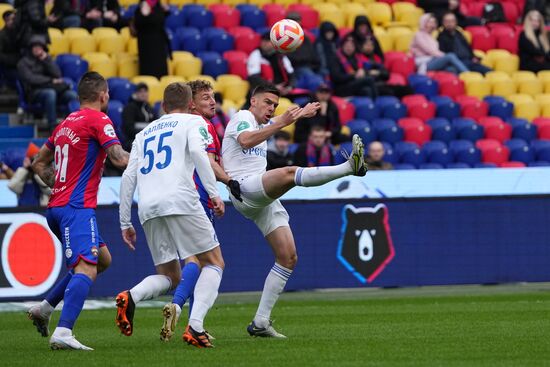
xmin=270 ymin=19 xmax=305 ymax=53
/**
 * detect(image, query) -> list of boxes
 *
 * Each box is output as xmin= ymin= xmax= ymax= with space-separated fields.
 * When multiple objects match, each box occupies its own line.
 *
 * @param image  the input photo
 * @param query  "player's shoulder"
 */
xmin=228 ymin=110 xmax=254 ymax=127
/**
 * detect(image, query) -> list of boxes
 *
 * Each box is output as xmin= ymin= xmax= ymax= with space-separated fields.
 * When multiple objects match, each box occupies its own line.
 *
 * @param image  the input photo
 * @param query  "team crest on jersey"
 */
xmin=199 ymin=126 xmax=213 ymax=145
xmin=65 ymin=248 xmax=72 ymax=259
xmin=237 ymin=121 xmax=250 ymax=132
xmin=103 ymin=124 xmax=116 ymax=138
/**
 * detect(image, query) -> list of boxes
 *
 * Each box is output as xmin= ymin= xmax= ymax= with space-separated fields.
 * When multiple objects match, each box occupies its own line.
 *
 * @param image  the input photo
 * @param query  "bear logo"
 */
xmin=337 ymin=204 xmax=395 ymax=284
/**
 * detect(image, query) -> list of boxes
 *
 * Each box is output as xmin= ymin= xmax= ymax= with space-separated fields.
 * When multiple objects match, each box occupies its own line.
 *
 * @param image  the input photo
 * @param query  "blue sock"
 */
xmin=45 ymin=271 xmax=73 ymax=307
xmin=58 ymin=273 xmax=93 ymax=330
xmin=172 ymin=262 xmax=200 ymax=309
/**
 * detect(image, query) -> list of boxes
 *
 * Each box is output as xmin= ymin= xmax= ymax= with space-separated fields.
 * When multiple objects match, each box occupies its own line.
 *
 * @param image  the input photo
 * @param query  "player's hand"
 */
xmin=228 ymin=179 xmax=243 ymax=202
xmin=298 ymin=102 xmax=321 ymax=119
xmin=121 ymin=227 xmax=137 ymax=251
xmin=211 ymin=196 xmax=225 ymax=217
xmin=278 ymin=106 xmax=302 ymax=126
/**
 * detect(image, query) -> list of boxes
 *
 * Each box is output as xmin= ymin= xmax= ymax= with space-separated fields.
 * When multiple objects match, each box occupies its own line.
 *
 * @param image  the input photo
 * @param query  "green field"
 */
xmin=3 ymin=284 xmax=550 ymax=366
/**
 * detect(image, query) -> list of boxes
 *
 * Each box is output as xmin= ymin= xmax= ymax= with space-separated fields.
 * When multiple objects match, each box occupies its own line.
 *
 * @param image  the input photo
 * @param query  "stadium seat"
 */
xmin=180 ymin=32 xmax=206 ymax=54
xmin=49 ymin=33 xmax=70 ymax=56
xmin=398 ymin=117 xmax=423 ymax=129
xmin=263 ymin=4 xmax=287 ymax=27
xmin=532 ymin=117 xmax=550 ymax=128
xmin=381 ymin=101 xmax=407 ymax=120
xmin=439 ymin=79 xmax=465 ymax=98
xmin=406 ymin=101 xmax=435 ymax=121
xmin=378 ymin=125 xmax=404 ymax=144
xmin=64 ymin=27 xmax=90 ymax=40
xmin=458 ymin=124 xmax=484 ymax=142
xmin=511 ymin=121 xmax=537 ymax=142
xmin=400 ymin=147 xmax=426 ymax=167
xmin=434 ymin=100 xmax=461 ymax=120
xmin=465 ymin=79 xmax=491 ymax=100
xmin=207 ymin=32 xmax=235 ymax=54
xmin=529 ymin=161 xmax=550 ymax=167
xmin=56 ymin=54 xmax=89 ymax=83
xmin=500 ymin=161 xmax=526 ymax=168
xmin=354 ymin=100 xmax=380 ymax=121
xmin=223 ymin=50 xmax=248 ymax=79
xmin=485 ymin=124 xmax=512 ymax=143
xmin=488 ymin=100 xmax=514 ymax=120
xmin=476 ymin=138 xmax=501 ymax=152
xmin=386 ymin=53 xmax=416 ymax=78
xmin=372 ymin=118 xmax=397 ymax=132
xmin=494 ymin=29 xmax=518 ymax=54
xmin=466 ymin=26 xmax=495 ymax=52
xmin=477 ymin=116 xmax=504 ymax=129
xmin=460 ymin=100 xmax=489 ymax=120
xmin=89 ymin=59 xmax=117 ymax=78
xmin=432 ymin=125 xmax=456 ymax=143
xmin=132 ymin=75 xmax=159 ymax=87
xmin=402 ymin=94 xmax=427 ymax=107
xmin=332 ymin=97 xmax=355 ymax=124
xmin=165 ymin=9 xmax=186 ymax=31
xmin=454 ymin=146 xmax=481 ymax=166
xmin=234 ymin=32 xmax=261 ymax=54
xmin=173 ymin=57 xmax=203 ymax=78
xmin=482 ymin=146 xmax=510 ymax=165
xmin=217 ymin=75 xmax=249 ymax=102
xmin=404 ymin=124 xmax=432 ymax=146
xmin=494 ymin=55 xmax=519 ymax=75
xmin=91 ymin=27 xmax=119 ymax=40
xmin=107 ymin=100 xmax=124 ymax=135
xmin=108 ymin=78 xmax=135 ymax=104
xmin=395 ymin=141 xmax=418 ymax=155
xmin=212 ymin=7 xmax=240 ymax=29
xmin=0 ymin=125 xmax=34 ymax=138
xmin=510 ymin=146 xmax=535 ymax=164
xmin=473 ymin=162 xmax=497 ymax=168
xmin=449 ymin=139 xmax=474 ymax=154
xmin=393 ymin=163 xmax=416 ymax=170
xmin=118 ymin=57 xmax=139 ymax=79
xmin=427 ymin=117 xmax=450 ymax=130
xmin=539 ymin=125 xmax=550 ymax=140
xmin=419 ymin=163 xmax=444 ymax=169
xmin=126 ymin=37 xmax=138 ymax=55
xmin=448 ymin=162 xmax=471 ymax=169
xmin=98 ymin=34 xmax=126 ymax=55
xmin=452 ymin=117 xmax=476 ymax=131
xmin=365 ymin=2 xmax=392 ymax=26
xmin=187 ymin=9 xmax=214 ymax=29
xmin=347 ymin=119 xmax=377 ymax=144
xmin=159 ymin=75 xmax=186 ymax=91
xmin=70 ymin=35 xmax=97 ymax=55
xmin=411 ymin=78 xmax=439 ymax=98
xmin=504 ymin=138 xmax=528 ymax=152
xmin=240 ymin=9 xmax=267 ymax=30
xmin=514 ymin=101 xmax=541 ymax=121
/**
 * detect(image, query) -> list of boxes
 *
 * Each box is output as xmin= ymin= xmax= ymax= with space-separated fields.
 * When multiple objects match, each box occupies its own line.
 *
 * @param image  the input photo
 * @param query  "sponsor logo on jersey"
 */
xmin=237 ymin=121 xmax=250 ymax=132
xmin=104 ymin=124 xmax=116 ymax=138
xmin=242 ymin=147 xmax=266 ymax=157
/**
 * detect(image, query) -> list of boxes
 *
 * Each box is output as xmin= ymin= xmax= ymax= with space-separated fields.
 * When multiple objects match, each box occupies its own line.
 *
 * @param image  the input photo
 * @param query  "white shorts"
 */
xmin=142 ymin=214 xmax=219 ymax=266
xmin=230 ymin=174 xmax=290 ymax=236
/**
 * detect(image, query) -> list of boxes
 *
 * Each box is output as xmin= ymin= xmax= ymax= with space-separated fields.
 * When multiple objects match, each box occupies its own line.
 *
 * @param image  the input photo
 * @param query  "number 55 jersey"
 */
xmin=46 ymin=108 xmax=121 ymax=209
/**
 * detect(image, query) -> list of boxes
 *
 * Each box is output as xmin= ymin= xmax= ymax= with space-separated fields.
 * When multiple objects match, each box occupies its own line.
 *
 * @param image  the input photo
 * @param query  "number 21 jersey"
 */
xmin=46 ymin=108 xmax=121 ymax=209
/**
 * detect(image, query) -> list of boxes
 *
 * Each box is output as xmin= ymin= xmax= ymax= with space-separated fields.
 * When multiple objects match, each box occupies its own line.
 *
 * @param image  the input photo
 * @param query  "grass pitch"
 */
xmin=2 ymin=284 xmax=550 ymax=367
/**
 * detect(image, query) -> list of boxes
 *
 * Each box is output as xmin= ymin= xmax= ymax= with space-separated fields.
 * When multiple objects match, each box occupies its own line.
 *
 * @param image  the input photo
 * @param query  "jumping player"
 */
xmin=222 ymin=83 xmax=367 ymax=338
xmin=30 ymin=71 xmax=129 ymax=350
xmin=116 ymin=83 xmax=225 ymax=348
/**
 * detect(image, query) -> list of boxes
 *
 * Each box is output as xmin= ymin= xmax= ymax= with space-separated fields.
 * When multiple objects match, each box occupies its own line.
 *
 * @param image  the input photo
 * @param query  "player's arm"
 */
xmin=208 ymin=153 xmax=230 ymax=184
xmin=31 ymin=145 xmax=55 ymax=188
xmin=119 ymin=142 xmax=139 ymax=250
xmin=106 ymin=144 xmax=130 ymax=170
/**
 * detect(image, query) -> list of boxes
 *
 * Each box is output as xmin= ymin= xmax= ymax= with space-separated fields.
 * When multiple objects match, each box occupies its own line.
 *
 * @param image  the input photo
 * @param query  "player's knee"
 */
xmin=278 ymin=252 xmax=298 ymax=269
xmin=168 ymin=273 xmax=181 ymax=290
xmin=97 ymin=250 xmax=112 ymax=274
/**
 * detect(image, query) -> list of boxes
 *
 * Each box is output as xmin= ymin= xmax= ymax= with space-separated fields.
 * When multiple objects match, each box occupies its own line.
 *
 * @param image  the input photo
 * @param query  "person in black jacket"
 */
xmin=13 ymin=0 xmax=49 ymax=49
xmin=48 ymin=0 xmax=81 ymax=29
xmin=294 ymin=125 xmax=334 ymax=168
xmin=351 ymin=15 xmax=384 ymax=63
xmin=518 ymin=10 xmax=550 ymax=72
xmin=134 ymin=0 xmax=170 ymax=78
xmin=285 ymin=12 xmax=320 ymax=81
xmin=122 ymin=82 xmax=156 ymax=150
xmin=16 ymin=36 xmax=78 ymax=130
xmin=438 ymin=12 xmax=491 ymax=74
xmin=83 ymin=0 xmax=122 ymax=30
xmin=314 ymin=21 xmax=338 ymax=78
xmin=267 ymin=131 xmax=293 ymax=170
xmin=0 ymin=11 xmax=20 ymax=88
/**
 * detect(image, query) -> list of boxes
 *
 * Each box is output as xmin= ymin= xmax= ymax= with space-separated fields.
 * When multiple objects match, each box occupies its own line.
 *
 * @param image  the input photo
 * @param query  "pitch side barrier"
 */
xmin=1 ymin=194 xmax=549 ymax=300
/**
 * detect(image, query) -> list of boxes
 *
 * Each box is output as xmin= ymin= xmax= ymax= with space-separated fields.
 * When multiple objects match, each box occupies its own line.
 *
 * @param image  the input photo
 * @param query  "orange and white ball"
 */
xmin=270 ymin=19 xmax=305 ymax=53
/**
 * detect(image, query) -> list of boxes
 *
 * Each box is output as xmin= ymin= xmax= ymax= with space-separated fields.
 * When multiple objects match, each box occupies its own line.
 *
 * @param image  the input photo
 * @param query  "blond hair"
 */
xmin=523 ymin=10 xmax=549 ymax=53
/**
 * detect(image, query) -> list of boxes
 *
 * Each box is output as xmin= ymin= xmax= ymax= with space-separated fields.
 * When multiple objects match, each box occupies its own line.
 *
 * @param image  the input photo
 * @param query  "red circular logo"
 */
xmin=7 ymin=223 xmax=56 ymax=286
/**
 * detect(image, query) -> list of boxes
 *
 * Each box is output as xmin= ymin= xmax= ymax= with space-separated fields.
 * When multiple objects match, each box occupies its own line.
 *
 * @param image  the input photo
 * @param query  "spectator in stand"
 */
xmin=267 ymin=131 xmax=293 ymax=170
xmin=17 ymin=35 xmax=78 ymax=131
xmin=295 ymin=83 xmax=349 ymax=144
xmin=314 ymin=21 xmax=339 ymax=78
xmin=13 ymin=0 xmax=49 ymax=49
xmin=247 ymin=32 xmax=295 ymax=96
xmin=294 ymin=125 xmax=334 ymax=168
xmin=134 ymin=0 xmax=170 ymax=78
xmin=523 ymin=0 xmax=549 ymax=21
xmin=438 ymin=12 xmax=491 ymax=75
xmin=210 ymin=92 xmax=229 ymax=141
xmin=83 ymin=0 xmax=122 ymax=30
xmin=0 ymin=161 xmax=14 ymax=180
xmin=410 ymin=13 xmax=469 ymax=75
xmin=366 ymin=141 xmax=393 ymax=170
xmin=7 ymin=143 xmax=51 ymax=206
xmin=418 ymin=0 xmax=482 ymax=28
xmin=329 ymin=33 xmax=377 ymax=98
xmin=518 ymin=10 xmax=550 ymax=73
xmin=352 ymin=15 xmax=384 ymax=63
xmin=0 ymin=10 xmax=20 ymax=88
xmin=285 ymin=11 xmax=320 ymax=81
xmin=360 ymin=37 xmax=414 ymax=98
xmin=47 ymin=0 xmax=81 ymax=29
xmin=122 ymin=82 xmax=156 ymax=151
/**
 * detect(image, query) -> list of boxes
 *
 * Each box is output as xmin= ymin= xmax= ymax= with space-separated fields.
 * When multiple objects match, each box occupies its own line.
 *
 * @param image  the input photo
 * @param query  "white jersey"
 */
xmin=222 ymin=110 xmax=268 ymax=180
xmin=119 ymin=113 xmax=219 ymax=227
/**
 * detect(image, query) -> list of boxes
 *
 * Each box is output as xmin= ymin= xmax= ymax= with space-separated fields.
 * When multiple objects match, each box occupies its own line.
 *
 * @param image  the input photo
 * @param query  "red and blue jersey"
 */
xmin=46 ymin=108 xmax=121 ymax=209
xmin=194 ymin=118 xmax=221 ymax=210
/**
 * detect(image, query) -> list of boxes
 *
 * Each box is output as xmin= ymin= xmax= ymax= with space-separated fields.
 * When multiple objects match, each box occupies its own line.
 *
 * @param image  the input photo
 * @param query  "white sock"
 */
xmin=52 ymin=326 xmax=71 ymax=337
xmin=294 ymin=163 xmax=352 ymax=187
xmin=174 ymin=303 xmax=182 ymax=319
xmin=253 ymin=263 xmax=292 ymax=328
xmin=40 ymin=300 xmax=54 ymax=315
xmin=189 ymin=265 xmax=223 ymax=332
xmin=129 ymin=275 xmax=172 ymax=303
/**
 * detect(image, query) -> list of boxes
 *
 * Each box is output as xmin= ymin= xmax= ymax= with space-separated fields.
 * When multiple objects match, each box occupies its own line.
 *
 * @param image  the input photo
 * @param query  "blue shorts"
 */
xmin=46 ymin=206 xmax=106 ymax=268
xmin=201 ymin=200 xmax=215 ymax=225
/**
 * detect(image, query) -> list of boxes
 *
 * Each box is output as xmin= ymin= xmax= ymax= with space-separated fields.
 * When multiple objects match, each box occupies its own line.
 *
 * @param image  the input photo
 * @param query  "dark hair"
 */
xmin=2 ymin=10 xmax=14 ymax=21
xmin=251 ymin=82 xmax=280 ymax=97
xmin=310 ymin=125 xmax=326 ymax=134
xmin=163 ymin=82 xmax=192 ymax=112
xmin=214 ymin=91 xmax=223 ymax=104
xmin=441 ymin=11 xmax=457 ymax=20
xmin=78 ymin=71 xmax=107 ymax=103
xmin=274 ymin=131 xmax=291 ymax=141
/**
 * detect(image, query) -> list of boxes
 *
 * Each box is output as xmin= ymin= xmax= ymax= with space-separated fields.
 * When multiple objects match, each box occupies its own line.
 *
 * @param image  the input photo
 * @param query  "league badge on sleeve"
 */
xmin=104 ymin=124 xmax=116 ymax=138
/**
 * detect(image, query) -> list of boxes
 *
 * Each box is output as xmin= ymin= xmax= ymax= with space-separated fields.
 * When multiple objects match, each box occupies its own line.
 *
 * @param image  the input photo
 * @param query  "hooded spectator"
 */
xmin=285 ymin=11 xmax=320 ymax=81
xmin=13 ymin=0 xmax=49 ymax=49
xmin=352 ymin=15 xmax=384 ymax=62
xmin=314 ymin=21 xmax=339 ymax=77
xmin=0 ymin=10 xmax=20 ymax=87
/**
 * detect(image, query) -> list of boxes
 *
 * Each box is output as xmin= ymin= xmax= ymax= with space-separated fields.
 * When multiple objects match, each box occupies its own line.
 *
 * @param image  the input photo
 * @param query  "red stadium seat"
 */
xmin=286 ymin=5 xmax=319 ymax=30
xmin=485 ymin=123 xmax=512 ymax=142
xmin=234 ymin=32 xmax=261 ymax=54
xmin=466 ymin=26 xmax=496 ymax=52
xmin=263 ymin=5 xmax=286 ymax=27
xmin=227 ymin=26 xmax=255 ymax=37
xmin=428 ymin=71 xmax=458 ymax=83
xmin=387 ymin=73 xmax=407 ymax=86
xmin=476 ymin=138 xmax=502 ymax=152
xmin=538 ymin=124 xmax=550 ymax=140
xmin=501 ymin=1 xmax=519 ymax=24
xmin=500 ymin=161 xmax=526 ymax=168
xmin=532 ymin=117 xmax=550 ymax=128
xmin=407 ymin=101 xmax=436 ymax=121
xmin=439 ymin=79 xmax=465 ymax=98
xmin=495 ymin=30 xmax=519 ymax=54
xmin=455 ymin=95 xmax=479 ymax=105
xmin=212 ymin=8 xmax=241 ymax=30
xmin=209 ymin=4 xmax=231 ymax=12
xmin=338 ymin=27 xmax=352 ymax=39
xmin=224 ymin=51 xmax=248 ymax=79
xmin=331 ymin=96 xmax=355 ymax=124
xmin=404 ymin=124 xmax=432 ymax=146
xmin=402 ymin=94 xmax=427 ymax=107
xmin=460 ymin=100 xmax=489 ymax=120
xmin=482 ymin=146 xmax=510 ymax=165
xmin=477 ymin=116 xmax=504 ymax=129
xmin=398 ymin=117 xmax=424 ymax=129
xmin=467 ymin=2 xmax=486 ymax=17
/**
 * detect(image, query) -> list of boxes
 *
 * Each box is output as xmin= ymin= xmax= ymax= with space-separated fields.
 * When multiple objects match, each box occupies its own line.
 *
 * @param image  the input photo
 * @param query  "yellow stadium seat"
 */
xmin=473 ymin=49 xmax=485 ymax=60
xmin=174 ymin=58 xmax=202 ymax=79
xmin=82 ymin=52 xmax=110 ymax=64
xmin=160 ymin=75 xmax=186 ymax=87
xmin=393 ymin=32 xmax=414 ymax=52
xmin=187 ymin=75 xmax=217 ymax=90
xmin=399 ymin=9 xmax=423 ymax=30
xmin=132 ymin=75 xmax=160 ymax=87
xmin=64 ymin=27 xmax=90 ymax=41
xmin=366 ymin=2 xmax=392 ymax=26
xmin=465 ymin=79 xmax=491 ymax=99
xmin=120 ymin=27 xmax=131 ymax=44
xmin=168 ymin=0 xmax=189 ymax=6
xmin=172 ymin=51 xmax=194 ymax=61
xmin=392 ymin=2 xmax=417 ymax=20
xmin=494 ymin=55 xmax=519 ymax=75
xmin=221 ymin=99 xmax=239 ymax=115
xmin=480 ymin=49 xmax=509 ymax=68
xmin=217 ymin=76 xmax=249 ymax=103
xmin=492 ymin=80 xmax=517 ymax=97
xmin=352 ymin=0 xmax=376 ymax=5
xmin=542 ymin=104 xmax=550 ymax=118
xmin=112 ymin=52 xmax=134 ymax=63
xmin=98 ymin=34 xmax=126 ymax=55
xmin=88 ymin=59 xmax=117 ymax=79
xmin=341 ymin=3 xmax=367 ymax=28
xmin=313 ymin=3 xmax=340 ymax=13
xmin=535 ymin=94 xmax=550 ymax=105
xmin=0 ymin=3 xmax=13 ymax=28
xmin=512 ymin=71 xmax=537 ymax=82
xmin=513 ymin=101 xmax=541 ymax=121
xmin=49 ymin=35 xmax=70 ymax=57
xmin=196 ymin=0 xmax=221 ymax=5
xmin=386 ymin=26 xmax=413 ymax=37
xmin=119 ymin=0 xmax=138 ymax=6
xmin=48 ymin=28 xmax=63 ymax=39
xmin=148 ymin=84 xmax=164 ymax=104
xmin=91 ymin=27 xmax=118 ymax=40
xmin=537 ymin=70 xmax=550 ymax=83
xmin=127 ymin=38 xmax=138 ymax=55
xmin=70 ymin=35 xmax=97 ymax=56
xmin=485 ymin=71 xmax=511 ymax=83
xmin=459 ymin=72 xmax=484 ymax=82
xmin=518 ymin=79 xmax=543 ymax=96
xmin=275 ymin=97 xmax=294 ymax=116
xmin=118 ymin=57 xmax=139 ymax=79
xmin=272 ymin=0 xmax=296 ymax=6
xmin=507 ymin=93 xmax=534 ymax=104
xmin=376 ymin=32 xmax=393 ymax=52
xmin=461 ymin=29 xmax=471 ymax=44
xmin=216 ymin=74 xmax=242 ymax=90
xmin=318 ymin=8 xmax=345 ymax=29
xmin=281 ymin=122 xmax=295 ymax=141
xmin=300 ymin=0 xmax=320 ymax=6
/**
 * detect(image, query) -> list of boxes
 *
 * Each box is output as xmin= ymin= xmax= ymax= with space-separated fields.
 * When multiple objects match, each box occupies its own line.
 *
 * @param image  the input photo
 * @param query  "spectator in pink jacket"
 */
xmin=410 ymin=13 xmax=468 ymax=74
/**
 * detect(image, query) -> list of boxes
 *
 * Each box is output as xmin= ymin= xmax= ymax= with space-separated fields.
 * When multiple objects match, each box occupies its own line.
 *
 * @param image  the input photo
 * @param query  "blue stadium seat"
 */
xmin=426 ymin=117 xmax=450 ymax=130
xmin=381 ymin=101 xmax=407 ymax=120
xmin=236 ymin=4 xmax=258 ymax=12
xmin=15 ymin=79 xmax=41 ymax=113
xmin=108 ymin=78 xmax=135 ymax=104
xmin=457 ymin=124 xmax=485 ymax=142
xmin=334 ymin=141 xmax=352 ymax=164
xmin=422 ymin=140 xmax=447 ymax=153
xmin=400 ymin=148 xmax=426 ymax=167
xmin=411 ymin=78 xmax=439 ymax=98
xmin=371 ymin=118 xmax=396 ymax=132
xmin=0 ymin=138 xmax=46 ymax=152
xmin=187 ymin=8 xmax=213 ymax=30
xmin=447 ymin=162 xmax=471 ymax=169
xmin=528 ymin=161 xmax=550 ymax=167
xmin=512 ymin=122 xmax=537 ymax=142
xmin=393 ymin=163 xmax=416 ymax=170
xmin=202 ymin=27 xmax=226 ymax=39
xmin=378 ymin=125 xmax=404 ymax=144
xmin=68 ymin=99 xmax=80 ymax=112
xmin=121 ymin=5 xmax=137 ymax=20
xmin=288 ymin=143 xmax=299 ymax=155
xmin=347 ymin=119 xmax=377 ymax=144
xmin=435 ymin=100 xmax=461 ymax=120
xmin=507 ymin=117 xmax=530 ymax=128
xmin=374 ymin=96 xmax=400 ymax=109
xmin=107 ymin=100 xmax=124 ymax=138
xmin=199 ymin=55 xmax=228 ymax=78
xmin=423 ymin=141 xmax=453 ymax=166
xmin=349 ymin=96 xmax=373 ymax=108
xmin=431 ymin=125 xmax=456 ymax=143
xmin=449 ymin=139 xmax=474 ymax=154
xmin=419 ymin=163 xmax=444 ymax=169
xmin=382 ymin=143 xmax=398 ymax=164
xmin=483 ymin=95 xmax=507 ymax=105
xmin=165 ymin=28 xmax=179 ymax=51
xmin=153 ymin=101 xmax=162 ymax=117
xmin=166 ymin=9 xmax=186 ymax=31
xmin=510 ymin=146 xmax=535 ymax=164
xmin=240 ymin=9 xmax=267 ymax=31
xmin=180 ymin=32 xmax=206 ymax=54
xmin=207 ymin=32 xmax=235 ymax=54
xmin=0 ymin=125 xmax=34 ymax=139
xmin=407 ymin=74 xmax=430 ymax=87
xmin=452 ymin=117 xmax=476 ymax=130
xmin=394 ymin=141 xmax=418 ymax=157
xmin=354 ymin=100 xmax=380 ymax=121
xmin=62 ymin=77 xmax=76 ymax=91
xmin=488 ymin=100 xmax=514 ymax=120
xmin=531 ymin=140 xmax=550 ymax=154
xmin=296 ymin=72 xmax=324 ymax=91
xmin=182 ymin=4 xmax=205 ymax=22
xmin=56 ymin=54 xmax=88 ymax=83
xmin=474 ymin=162 xmax=497 ymax=168
xmin=454 ymin=146 xmax=481 ymax=166
xmin=535 ymin=146 xmax=550 ymax=162
xmin=430 ymin=95 xmax=453 ymax=105
xmin=504 ymin=138 xmax=528 ymax=152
